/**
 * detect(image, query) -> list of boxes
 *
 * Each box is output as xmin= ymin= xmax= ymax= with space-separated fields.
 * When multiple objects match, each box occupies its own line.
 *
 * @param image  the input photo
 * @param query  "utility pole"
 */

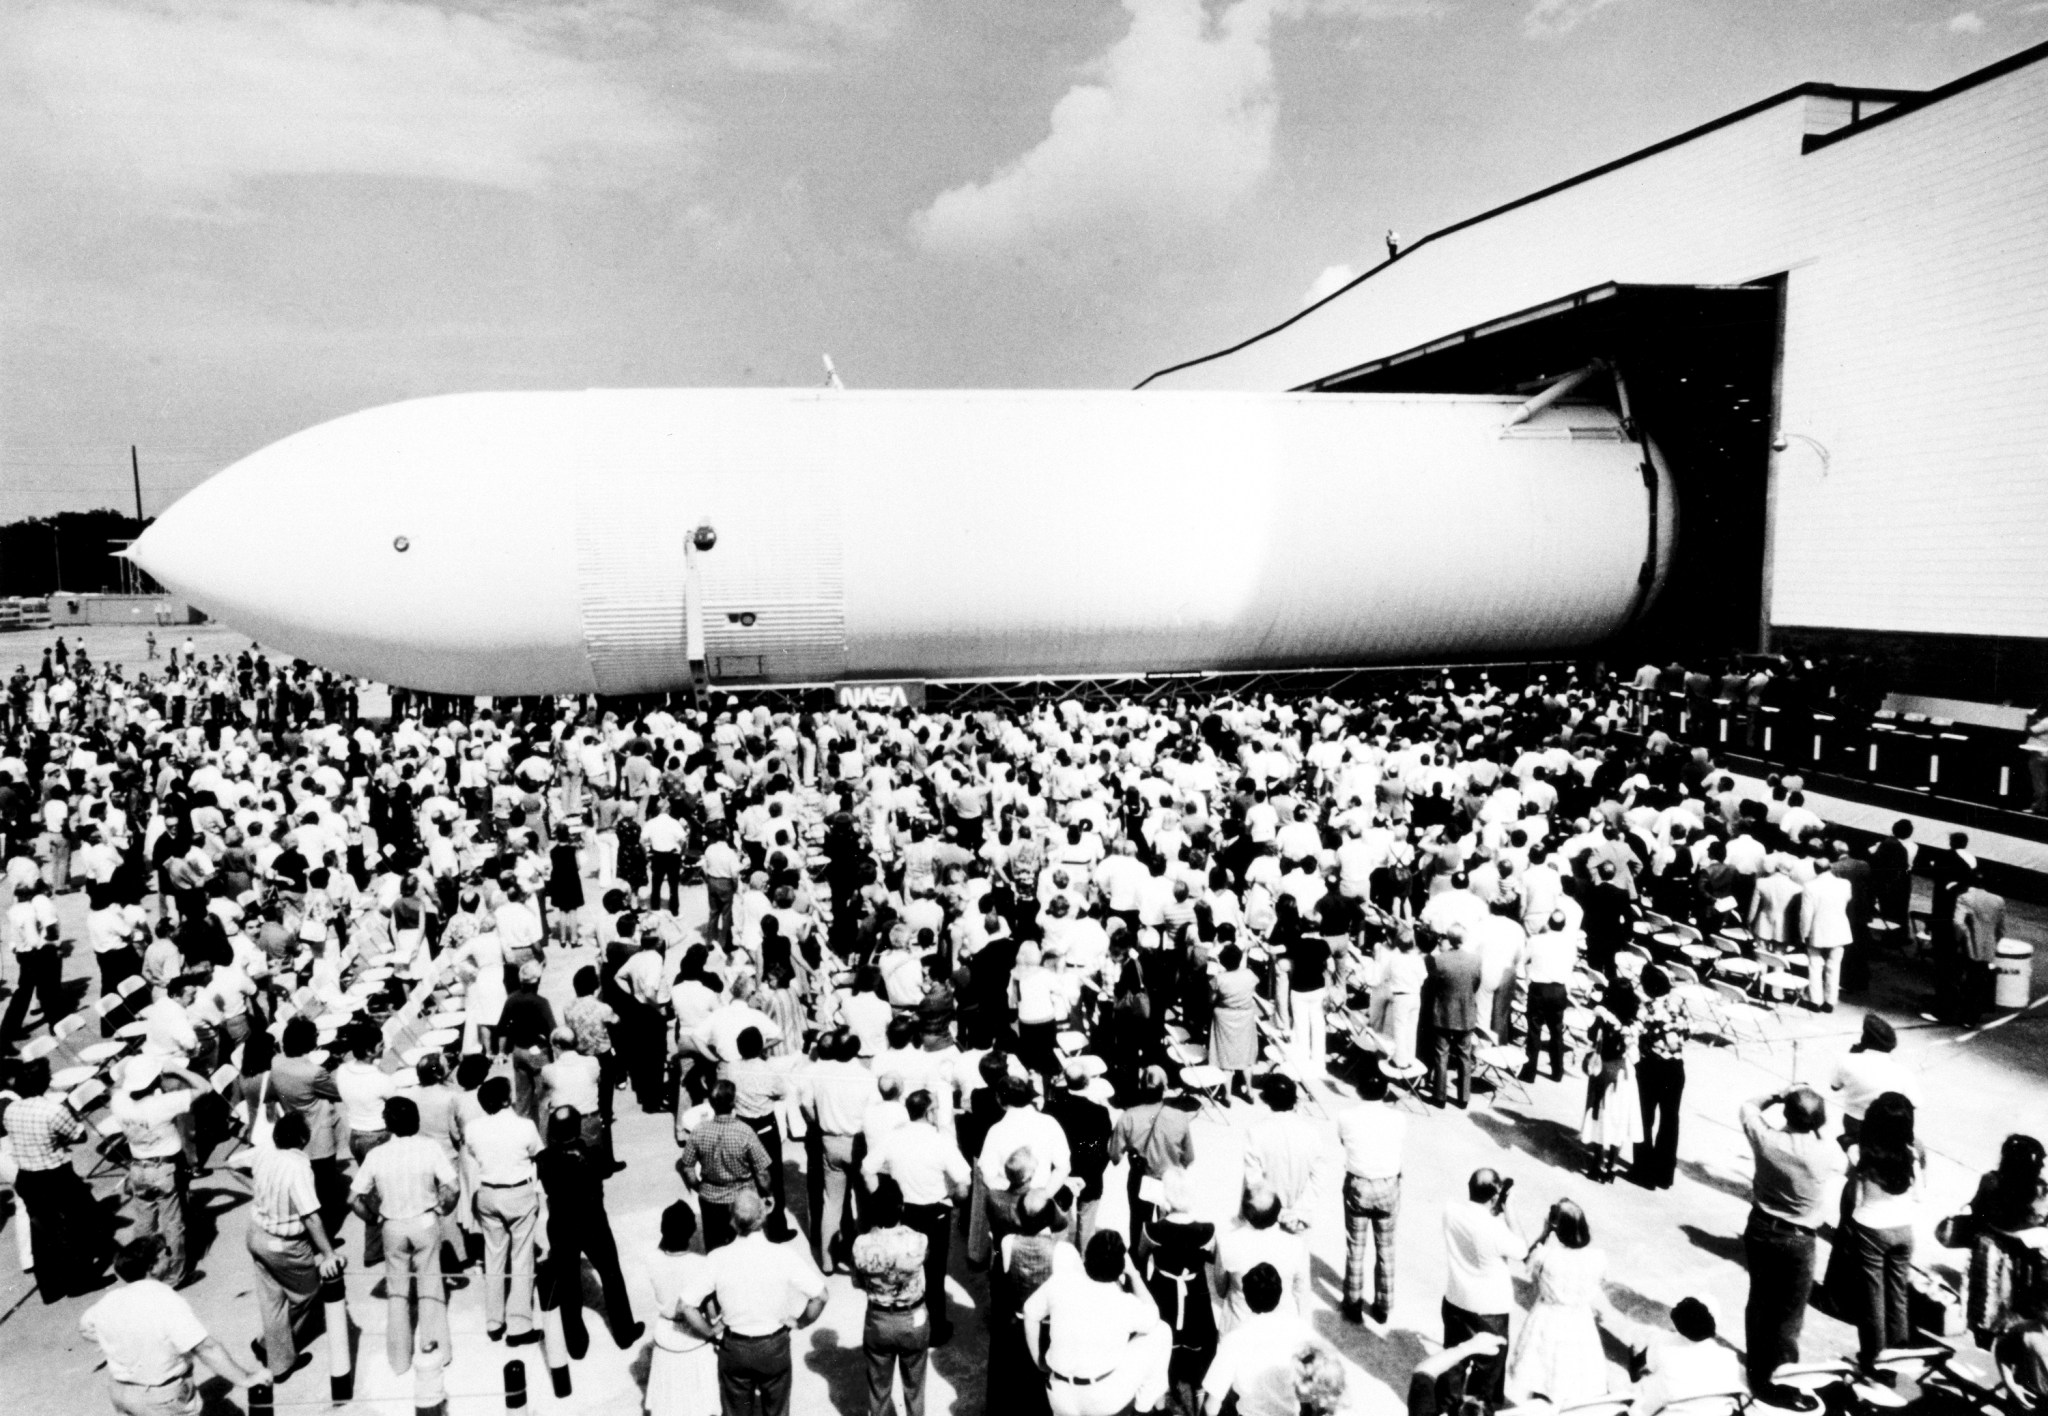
xmin=130 ymin=446 xmax=147 ymax=595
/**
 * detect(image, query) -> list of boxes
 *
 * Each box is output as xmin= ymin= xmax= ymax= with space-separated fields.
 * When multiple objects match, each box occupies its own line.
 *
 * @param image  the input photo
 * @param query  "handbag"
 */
xmin=1935 ymin=1212 xmax=1978 ymax=1249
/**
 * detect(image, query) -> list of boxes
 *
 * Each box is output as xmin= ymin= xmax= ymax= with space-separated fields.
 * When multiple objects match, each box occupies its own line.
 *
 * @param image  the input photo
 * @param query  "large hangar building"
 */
xmin=1143 ymin=40 xmax=2048 ymax=703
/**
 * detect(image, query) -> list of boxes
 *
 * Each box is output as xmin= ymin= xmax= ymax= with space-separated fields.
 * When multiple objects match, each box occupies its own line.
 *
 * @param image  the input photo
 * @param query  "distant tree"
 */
xmin=0 ymin=510 xmax=156 ymax=598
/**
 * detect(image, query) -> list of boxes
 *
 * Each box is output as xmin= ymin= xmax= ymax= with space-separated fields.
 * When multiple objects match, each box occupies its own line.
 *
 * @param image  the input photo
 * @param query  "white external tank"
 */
xmin=131 ymin=389 xmax=1675 ymax=696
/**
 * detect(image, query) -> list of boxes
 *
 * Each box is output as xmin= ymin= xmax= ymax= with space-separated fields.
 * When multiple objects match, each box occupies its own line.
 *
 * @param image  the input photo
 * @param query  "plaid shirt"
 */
xmin=4 ymin=1094 xmax=85 ymax=1171
xmin=680 ymin=1114 xmax=770 ymax=1203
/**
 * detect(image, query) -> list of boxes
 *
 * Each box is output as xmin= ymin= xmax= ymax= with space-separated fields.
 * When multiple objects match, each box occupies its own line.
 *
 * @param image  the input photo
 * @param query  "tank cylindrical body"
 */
xmin=132 ymin=389 xmax=1674 ymax=695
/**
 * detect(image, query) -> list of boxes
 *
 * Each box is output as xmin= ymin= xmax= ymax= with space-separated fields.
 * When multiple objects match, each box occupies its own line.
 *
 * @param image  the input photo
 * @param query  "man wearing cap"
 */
xmin=463 ymin=1077 xmax=544 ymax=1345
xmin=1048 ymin=1054 xmax=1116 ymax=1250
xmin=112 ymin=1055 xmax=209 ymax=1287
xmin=349 ymin=1096 xmax=459 ymax=1375
xmin=677 ymin=1190 xmax=828 ymax=1416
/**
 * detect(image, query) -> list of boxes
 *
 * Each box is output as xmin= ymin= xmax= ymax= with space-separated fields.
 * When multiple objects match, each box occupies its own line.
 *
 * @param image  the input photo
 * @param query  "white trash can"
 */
xmin=1994 ymin=939 xmax=2034 ymax=1010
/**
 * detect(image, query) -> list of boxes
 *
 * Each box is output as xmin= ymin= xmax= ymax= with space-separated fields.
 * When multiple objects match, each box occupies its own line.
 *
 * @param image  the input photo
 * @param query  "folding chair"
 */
xmin=1709 ymin=981 xmax=1774 ymax=1054
xmin=1473 ymin=1038 xmax=1531 ymax=1107
xmin=1658 ymin=1389 xmax=1753 ymax=1416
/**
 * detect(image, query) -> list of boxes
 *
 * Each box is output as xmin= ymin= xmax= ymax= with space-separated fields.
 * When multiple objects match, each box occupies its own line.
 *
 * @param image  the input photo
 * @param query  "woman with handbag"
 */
xmin=1579 ymin=981 xmax=1643 ymax=1183
xmin=1825 ymin=1091 xmax=1925 ymax=1370
xmin=1962 ymin=1133 xmax=2048 ymax=1344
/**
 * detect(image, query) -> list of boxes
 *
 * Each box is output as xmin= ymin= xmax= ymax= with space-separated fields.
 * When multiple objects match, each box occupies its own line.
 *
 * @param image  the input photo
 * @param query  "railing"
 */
xmin=1629 ymin=688 xmax=2040 ymax=817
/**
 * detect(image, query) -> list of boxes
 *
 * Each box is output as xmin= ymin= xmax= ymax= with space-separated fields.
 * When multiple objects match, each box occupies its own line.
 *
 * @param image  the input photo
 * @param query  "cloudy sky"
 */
xmin=2 ymin=0 xmax=2040 ymax=518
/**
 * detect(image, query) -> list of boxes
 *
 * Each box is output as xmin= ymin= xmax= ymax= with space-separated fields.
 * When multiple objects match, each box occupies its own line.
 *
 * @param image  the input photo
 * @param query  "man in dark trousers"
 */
xmin=1428 ymin=927 xmax=1484 ymax=1109
xmin=1580 ymin=860 xmax=1636 ymax=977
xmin=1739 ymin=1087 xmax=1843 ymax=1402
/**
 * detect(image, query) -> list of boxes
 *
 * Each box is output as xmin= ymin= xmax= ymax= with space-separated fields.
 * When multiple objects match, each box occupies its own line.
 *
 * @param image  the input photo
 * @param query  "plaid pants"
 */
xmin=1343 ymin=1173 xmax=1399 ymax=1308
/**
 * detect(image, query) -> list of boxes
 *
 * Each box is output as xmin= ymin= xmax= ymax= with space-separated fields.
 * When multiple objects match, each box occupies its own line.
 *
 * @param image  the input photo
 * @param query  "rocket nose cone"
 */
xmin=131 ymin=396 xmax=599 ymax=695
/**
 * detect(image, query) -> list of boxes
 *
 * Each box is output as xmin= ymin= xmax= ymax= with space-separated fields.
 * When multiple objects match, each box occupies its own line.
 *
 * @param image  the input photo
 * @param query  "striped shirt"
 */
xmin=4 ymin=1094 xmax=84 ymax=1171
xmin=251 ymin=1146 xmax=321 ymax=1236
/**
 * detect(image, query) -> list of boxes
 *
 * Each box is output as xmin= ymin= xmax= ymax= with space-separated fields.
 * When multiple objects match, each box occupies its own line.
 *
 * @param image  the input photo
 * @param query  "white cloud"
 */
xmin=1523 ymin=0 xmax=1625 ymax=37
xmin=1301 ymin=263 xmax=1358 ymax=306
xmin=912 ymin=0 xmax=1294 ymax=256
xmin=1948 ymin=10 xmax=1986 ymax=32
xmin=0 ymin=0 xmax=695 ymax=197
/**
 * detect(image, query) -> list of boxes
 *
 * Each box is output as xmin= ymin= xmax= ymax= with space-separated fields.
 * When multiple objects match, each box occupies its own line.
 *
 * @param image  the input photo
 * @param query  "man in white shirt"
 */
xmin=80 ymin=1235 xmax=261 ymax=1415
xmin=462 ymin=1076 xmax=544 ymax=1344
xmin=1201 ymin=1263 xmax=1315 ymax=1416
xmin=798 ymin=1031 xmax=879 ymax=1274
xmin=1830 ymin=1014 xmax=1914 ymax=1144
xmin=1214 ymin=1189 xmax=1311 ymax=1329
xmin=111 ymin=1056 xmax=208 ymax=1287
xmin=1800 ymin=864 xmax=1855 ymax=1011
xmin=1442 ymin=1169 xmax=1525 ymax=1407
xmin=1025 ymin=1231 xmax=1170 ymax=1416
xmin=1630 ymin=1297 xmax=1744 ymax=1416
xmin=677 ymin=1191 xmax=828 ymax=1416
xmin=864 ymin=1089 xmax=971 ymax=1342
xmin=1517 ymin=912 xmax=1581 ymax=1083
xmin=643 ymin=801 xmax=688 ymax=914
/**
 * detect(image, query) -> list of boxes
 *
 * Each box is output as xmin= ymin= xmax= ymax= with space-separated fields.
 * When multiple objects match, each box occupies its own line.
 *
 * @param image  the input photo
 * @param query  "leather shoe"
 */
xmin=507 ymin=1331 xmax=544 ymax=1347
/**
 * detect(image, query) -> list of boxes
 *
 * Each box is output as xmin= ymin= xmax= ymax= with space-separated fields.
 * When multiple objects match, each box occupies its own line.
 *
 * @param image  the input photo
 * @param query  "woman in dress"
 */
xmin=454 ymin=923 xmax=507 ymax=1058
xmin=1209 ymin=944 xmax=1261 ymax=1101
xmin=645 ymin=1201 xmax=717 ymax=1416
xmin=1142 ymin=1167 xmax=1218 ymax=1416
xmin=1967 ymin=1134 xmax=2048 ymax=1345
xmin=1506 ymin=1200 xmax=1626 ymax=1404
xmin=1827 ymin=1091 xmax=1924 ymax=1366
xmin=1580 ymin=980 xmax=1643 ymax=1182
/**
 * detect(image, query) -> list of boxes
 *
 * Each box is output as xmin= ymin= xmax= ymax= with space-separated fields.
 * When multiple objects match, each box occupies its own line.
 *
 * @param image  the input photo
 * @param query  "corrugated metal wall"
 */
xmin=1145 ymin=63 xmax=2048 ymax=645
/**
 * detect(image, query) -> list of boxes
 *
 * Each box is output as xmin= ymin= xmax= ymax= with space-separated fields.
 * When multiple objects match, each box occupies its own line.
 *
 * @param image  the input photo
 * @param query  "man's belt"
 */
xmin=868 ymin=1299 xmax=925 ymax=1312
xmin=1049 ymin=1368 xmax=1115 ymax=1386
xmin=481 ymin=1178 xmax=534 ymax=1188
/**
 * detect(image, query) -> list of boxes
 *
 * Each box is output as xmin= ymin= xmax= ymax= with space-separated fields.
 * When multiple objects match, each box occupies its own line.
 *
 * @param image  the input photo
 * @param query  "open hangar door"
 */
xmin=1305 ymin=280 xmax=1782 ymax=662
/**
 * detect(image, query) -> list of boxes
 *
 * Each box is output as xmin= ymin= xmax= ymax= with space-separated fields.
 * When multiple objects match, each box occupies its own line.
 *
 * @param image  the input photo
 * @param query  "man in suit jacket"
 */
xmin=1953 ymin=875 xmax=2008 ymax=1024
xmin=1428 ymin=929 xmax=1485 ymax=1109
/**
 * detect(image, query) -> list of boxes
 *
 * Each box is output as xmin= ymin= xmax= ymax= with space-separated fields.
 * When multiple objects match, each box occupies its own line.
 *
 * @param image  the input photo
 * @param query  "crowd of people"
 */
xmin=0 ymin=631 xmax=2043 ymax=1416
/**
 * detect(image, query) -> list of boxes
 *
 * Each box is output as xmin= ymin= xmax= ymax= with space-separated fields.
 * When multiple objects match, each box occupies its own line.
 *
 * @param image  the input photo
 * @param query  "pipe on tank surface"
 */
xmin=131 ymin=389 xmax=1677 ymax=695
